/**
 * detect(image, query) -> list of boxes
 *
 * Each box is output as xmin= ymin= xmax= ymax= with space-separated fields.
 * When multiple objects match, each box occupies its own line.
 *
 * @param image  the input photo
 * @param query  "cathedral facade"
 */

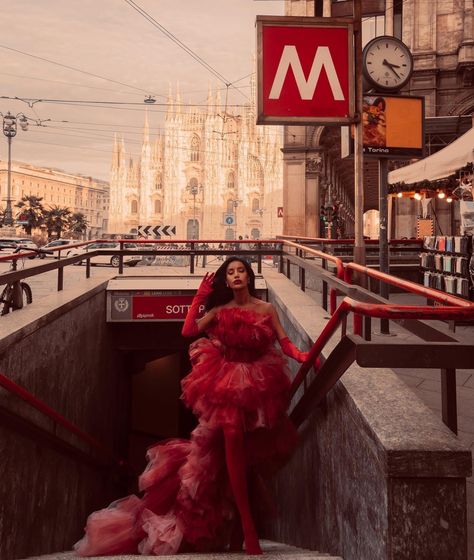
xmin=108 ymin=83 xmax=283 ymax=240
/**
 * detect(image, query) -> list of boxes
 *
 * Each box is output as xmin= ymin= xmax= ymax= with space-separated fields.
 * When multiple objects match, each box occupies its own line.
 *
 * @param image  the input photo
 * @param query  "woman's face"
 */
xmin=226 ymin=260 xmax=249 ymax=290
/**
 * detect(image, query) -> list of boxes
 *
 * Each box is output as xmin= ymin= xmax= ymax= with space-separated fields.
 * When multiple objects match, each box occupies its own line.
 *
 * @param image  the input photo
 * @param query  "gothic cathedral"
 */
xmin=108 ymin=81 xmax=283 ymax=240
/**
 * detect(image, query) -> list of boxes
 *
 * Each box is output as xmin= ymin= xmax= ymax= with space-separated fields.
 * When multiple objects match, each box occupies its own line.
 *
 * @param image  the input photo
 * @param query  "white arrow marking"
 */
xmin=269 ymin=45 xmax=345 ymax=101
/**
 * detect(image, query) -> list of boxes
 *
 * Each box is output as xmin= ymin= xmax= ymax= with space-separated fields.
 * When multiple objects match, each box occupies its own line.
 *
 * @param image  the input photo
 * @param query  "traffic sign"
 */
xmin=223 ymin=214 xmax=235 ymax=226
xmin=256 ymin=16 xmax=354 ymax=125
xmin=138 ymin=225 xmax=176 ymax=238
xmin=277 ymin=207 xmax=283 ymax=218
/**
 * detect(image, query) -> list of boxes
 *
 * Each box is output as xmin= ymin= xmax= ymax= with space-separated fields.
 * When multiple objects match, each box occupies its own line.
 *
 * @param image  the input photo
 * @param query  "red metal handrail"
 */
xmin=345 ymin=261 xmax=473 ymax=308
xmin=277 ymin=235 xmax=423 ymax=246
xmin=282 ymin=239 xmax=345 ymax=280
xmin=291 ymin=296 xmax=474 ymax=398
xmin=0 ymin=372 xmax=125 ymax=469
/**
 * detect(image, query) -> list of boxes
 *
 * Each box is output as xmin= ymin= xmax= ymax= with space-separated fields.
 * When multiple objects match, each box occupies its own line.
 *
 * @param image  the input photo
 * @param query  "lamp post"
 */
xmin=2 ymin=112 xmax=29 ymax=227
xmin=229 ymin=198 xmax=242 ymax=239
xmin=253 ymin=207 xmax=266 ymax=238
xmin=186 ymin=182 xmax=202 ymax=239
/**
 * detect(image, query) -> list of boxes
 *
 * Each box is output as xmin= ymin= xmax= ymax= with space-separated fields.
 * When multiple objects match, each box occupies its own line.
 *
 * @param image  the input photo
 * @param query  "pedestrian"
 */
xmin=74 ymin=257 xmax=309 ymax=556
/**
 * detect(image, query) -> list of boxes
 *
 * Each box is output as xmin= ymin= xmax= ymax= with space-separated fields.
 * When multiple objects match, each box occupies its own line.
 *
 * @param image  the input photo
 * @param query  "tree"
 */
xmin=68 ymin=212 xmax=89 ymax=239
xmin=43 ymin=205 xmax=72 ymax=239
xmin=15 ymin=195 xmax=45 ymax=235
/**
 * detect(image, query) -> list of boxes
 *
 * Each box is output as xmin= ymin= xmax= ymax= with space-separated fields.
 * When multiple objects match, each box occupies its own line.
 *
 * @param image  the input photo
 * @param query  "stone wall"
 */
xmin=264 ymin=269 xmax=471 ymax=560
xmin=0 ymin=280 xmax=129 ymax=560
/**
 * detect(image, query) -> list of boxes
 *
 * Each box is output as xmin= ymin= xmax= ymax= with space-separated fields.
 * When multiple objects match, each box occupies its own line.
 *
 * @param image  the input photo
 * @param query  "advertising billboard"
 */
xmin=360 ymin=95 xmax=424 ymax=158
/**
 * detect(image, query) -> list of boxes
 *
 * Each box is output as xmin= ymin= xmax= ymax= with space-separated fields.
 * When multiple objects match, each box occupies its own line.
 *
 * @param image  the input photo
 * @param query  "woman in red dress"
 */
xmin=74 ymin=257 xmax=308 ymax=556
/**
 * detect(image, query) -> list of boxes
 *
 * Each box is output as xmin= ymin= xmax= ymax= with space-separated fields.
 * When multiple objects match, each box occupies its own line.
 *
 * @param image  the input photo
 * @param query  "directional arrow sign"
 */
xmin=139 ymin=225 xmax=176 ymax=238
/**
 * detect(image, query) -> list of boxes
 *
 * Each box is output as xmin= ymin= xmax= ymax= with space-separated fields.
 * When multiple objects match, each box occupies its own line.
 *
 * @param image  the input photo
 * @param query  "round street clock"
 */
xmin=362 ymin=36 xmax=414 ymax=92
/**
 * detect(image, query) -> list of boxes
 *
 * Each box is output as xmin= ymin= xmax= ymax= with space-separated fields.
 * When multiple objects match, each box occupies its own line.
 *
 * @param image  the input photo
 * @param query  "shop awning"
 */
xmin=388 ymin=127 xmax=474 ymax=186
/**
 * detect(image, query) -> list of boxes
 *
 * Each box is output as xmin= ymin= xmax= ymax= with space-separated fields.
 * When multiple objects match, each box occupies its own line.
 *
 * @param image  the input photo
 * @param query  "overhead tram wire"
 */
xmin=0 ymin=95 xmax=249 ymax=109
xmin=0 ymin=43 xmax=166 ymax=99
xmin=123 ymin=0 xmax=250 ymax=102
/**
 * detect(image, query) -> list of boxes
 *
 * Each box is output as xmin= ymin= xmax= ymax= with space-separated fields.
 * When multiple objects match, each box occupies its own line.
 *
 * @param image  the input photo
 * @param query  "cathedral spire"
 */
xmin=207 ymin=82 xmax=213 ymax=113
xmin=111 ymin=133 xmax=119 ymax=169
xmin=176 ymin=81 xmax=182 ymax=114
xmin=143 ymin=110 xmax=150 ymax=143
xmin=215 ymin=88 xmax=221 ymax=114
xmin=166 ymin=83 xmax=174 ymax=119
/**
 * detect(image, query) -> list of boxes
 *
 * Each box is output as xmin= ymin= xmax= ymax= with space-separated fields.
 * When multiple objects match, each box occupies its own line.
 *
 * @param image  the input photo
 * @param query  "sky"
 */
xmin=0 ymin=0 xmax=283 ymax=181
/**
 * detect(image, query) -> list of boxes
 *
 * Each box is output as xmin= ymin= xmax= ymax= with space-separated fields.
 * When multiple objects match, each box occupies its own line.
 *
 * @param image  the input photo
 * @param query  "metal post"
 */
xmin=441 ymin=368 xmax=458 ymax=434
xmin=5 ymin=135 xmax=13 ymax=226
xmin=353 ymin=0 xmax=365 ymax=266
xmin=379 ymin=158 xmax=390 ymax=334
xmin=193 ymin=193 xmax=196 ymax=240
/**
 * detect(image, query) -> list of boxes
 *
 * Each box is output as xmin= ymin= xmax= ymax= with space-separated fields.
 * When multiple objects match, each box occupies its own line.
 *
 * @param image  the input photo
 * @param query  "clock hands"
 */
xmin=382 ymin=58 xmax=402 ymax=79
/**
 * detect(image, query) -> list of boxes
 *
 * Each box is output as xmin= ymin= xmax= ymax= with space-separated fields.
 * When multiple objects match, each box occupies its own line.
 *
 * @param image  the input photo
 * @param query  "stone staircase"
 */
xmin=19 ymin=541 xmax=342 ymax=559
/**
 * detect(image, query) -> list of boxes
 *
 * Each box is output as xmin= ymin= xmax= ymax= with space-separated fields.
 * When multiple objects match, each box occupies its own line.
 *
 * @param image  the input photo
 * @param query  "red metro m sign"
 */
xmin=257 ymin=16 xmax=355 ymax=125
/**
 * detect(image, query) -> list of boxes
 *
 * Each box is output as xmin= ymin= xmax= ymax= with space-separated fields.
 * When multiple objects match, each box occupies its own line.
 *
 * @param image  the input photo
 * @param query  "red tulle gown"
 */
xmin=74 ymin=308 xmax=297 ymax=556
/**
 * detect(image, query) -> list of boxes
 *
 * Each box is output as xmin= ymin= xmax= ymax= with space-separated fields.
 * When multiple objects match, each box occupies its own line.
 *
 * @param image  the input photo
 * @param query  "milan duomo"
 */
xmin=108 ymin=81 xmax=283 ymax=240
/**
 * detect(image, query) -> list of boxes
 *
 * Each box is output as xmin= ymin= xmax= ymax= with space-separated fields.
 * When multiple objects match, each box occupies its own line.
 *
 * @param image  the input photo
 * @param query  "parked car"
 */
xmin=68 ymin=242 xmax=142 ymax=267
xmin=38 ymin=239 xmax=81 ymax=259
xmin=0 ymin=237 xmax=39 ymax=259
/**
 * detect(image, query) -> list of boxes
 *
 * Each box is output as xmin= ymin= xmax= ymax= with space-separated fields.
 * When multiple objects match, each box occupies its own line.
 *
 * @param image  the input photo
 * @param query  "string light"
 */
xmin=414 ymin=191 xmax=422 ymax=200
xmin=437 ymin=191 xmax=446 ymax=199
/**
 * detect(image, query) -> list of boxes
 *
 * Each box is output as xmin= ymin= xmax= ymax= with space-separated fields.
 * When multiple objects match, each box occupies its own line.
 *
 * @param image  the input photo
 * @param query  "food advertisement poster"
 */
xmin=347 ymin=95 xmax=425 ymax=159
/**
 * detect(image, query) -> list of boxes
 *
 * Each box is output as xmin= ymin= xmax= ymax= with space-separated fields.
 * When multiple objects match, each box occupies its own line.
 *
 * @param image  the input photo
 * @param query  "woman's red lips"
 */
xmin=233 ymin=279 xmax=242 ymax=285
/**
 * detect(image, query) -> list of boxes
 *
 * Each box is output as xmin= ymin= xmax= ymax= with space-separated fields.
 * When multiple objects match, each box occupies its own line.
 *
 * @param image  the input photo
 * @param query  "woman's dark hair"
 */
xmin=372 ymin=96 xmax=386 ymax=111
xmin=205 ymin=257 xmax=257 ymax=310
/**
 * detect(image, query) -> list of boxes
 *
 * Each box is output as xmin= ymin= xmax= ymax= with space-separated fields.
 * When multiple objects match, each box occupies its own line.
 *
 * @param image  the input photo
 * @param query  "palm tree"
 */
xmin=68 ymin=212 xmax=89 ymax=239
xmin=43 ymin=205 xmax=72 ymax=239
xmin=15 ymin=195 xmax=45 ymax=235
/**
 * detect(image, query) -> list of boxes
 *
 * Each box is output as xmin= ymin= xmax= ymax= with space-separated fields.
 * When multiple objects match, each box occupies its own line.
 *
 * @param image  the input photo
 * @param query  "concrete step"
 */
xmin=20 ymin=540 xmax=343 ymax=559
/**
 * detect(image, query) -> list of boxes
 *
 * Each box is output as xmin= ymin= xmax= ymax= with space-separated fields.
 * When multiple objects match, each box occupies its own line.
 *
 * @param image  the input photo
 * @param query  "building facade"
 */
xmin=108 ymin=83 xmax=283 ymax=240
xmin=282 ymin=0 xmax=474 ymax=238
xmin=0 ymin=161 xmax=109 ymax=238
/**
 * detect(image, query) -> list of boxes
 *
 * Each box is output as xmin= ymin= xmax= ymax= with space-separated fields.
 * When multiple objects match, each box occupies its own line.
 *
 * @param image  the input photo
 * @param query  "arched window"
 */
xmin=131 ymin=200 xmax=138 ymax=214
xmin=154 ymin=199 xmax=162 ymax=214
xmin=155 ymin=175 xmax=162 ymax=190
xmin=191 ymin=135 xmax=200 ymax=162
xmin=252 ymin=198 xmax=260 ymax=212
xmin=225 ymin=227 xmax=235 ymax=240
xmin=227 ymin=199 xmax=235 ymax=213
xmin=251 ymin=228 xmax=260 ymax=240
xmin=227 ymin=172 xmax=235 ymax=189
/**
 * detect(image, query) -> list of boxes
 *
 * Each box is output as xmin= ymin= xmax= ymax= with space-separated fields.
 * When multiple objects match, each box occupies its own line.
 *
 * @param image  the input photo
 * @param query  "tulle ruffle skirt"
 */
xmin=74 ymin=340 xmax=297 ymax=556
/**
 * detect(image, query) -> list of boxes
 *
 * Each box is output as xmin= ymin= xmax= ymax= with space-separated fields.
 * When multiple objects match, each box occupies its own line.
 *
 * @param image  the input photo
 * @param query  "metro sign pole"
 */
xmin=257 ymin=14 xmax=365 ymax=264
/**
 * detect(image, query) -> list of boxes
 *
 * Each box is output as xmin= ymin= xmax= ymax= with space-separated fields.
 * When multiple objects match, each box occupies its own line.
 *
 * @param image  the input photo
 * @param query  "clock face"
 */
xmin=363 ymin=36 xmax=413 ymax=91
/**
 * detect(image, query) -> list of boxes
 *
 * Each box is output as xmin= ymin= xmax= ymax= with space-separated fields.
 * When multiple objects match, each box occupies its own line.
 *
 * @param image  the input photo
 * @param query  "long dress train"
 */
xmin=74 ymin=307 xmax=298 ymax=556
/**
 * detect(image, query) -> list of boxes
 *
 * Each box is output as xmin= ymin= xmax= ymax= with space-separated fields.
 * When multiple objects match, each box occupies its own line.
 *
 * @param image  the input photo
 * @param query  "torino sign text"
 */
xmin=257 ymin=16 xmax=355 ymax=125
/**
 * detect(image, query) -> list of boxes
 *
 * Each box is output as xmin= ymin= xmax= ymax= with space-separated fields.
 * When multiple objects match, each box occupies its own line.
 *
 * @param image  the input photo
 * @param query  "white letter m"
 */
xmin=269 ymin=45 xmax=345 ymax=101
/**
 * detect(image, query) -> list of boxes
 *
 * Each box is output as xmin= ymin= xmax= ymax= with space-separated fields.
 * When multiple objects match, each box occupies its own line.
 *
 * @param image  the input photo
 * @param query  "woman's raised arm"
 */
xmin=181 ymin=273 xmax=215 ymax=337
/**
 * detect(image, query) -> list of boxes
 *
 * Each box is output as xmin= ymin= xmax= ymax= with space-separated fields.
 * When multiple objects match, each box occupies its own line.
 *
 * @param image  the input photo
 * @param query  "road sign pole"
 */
xmin=353 ymin=0 xmax=366 ymax=267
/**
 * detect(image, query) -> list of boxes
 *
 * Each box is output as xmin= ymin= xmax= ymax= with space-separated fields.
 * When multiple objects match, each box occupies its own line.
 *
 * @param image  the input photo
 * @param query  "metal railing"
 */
xmin=0 ymin=371 xmax=126 ymax=471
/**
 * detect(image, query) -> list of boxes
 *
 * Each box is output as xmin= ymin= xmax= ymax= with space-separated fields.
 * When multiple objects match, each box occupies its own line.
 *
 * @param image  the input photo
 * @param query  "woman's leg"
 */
xmin=223 ymin=426 xmax=262 ymax=555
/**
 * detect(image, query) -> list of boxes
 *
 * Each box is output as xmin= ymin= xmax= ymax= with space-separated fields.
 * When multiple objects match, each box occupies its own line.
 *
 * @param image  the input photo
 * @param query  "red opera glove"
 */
xmin=181 ymin=273 xmax=214 ymax=337
xmin=278 ymin=337 xmax=309 ymax=363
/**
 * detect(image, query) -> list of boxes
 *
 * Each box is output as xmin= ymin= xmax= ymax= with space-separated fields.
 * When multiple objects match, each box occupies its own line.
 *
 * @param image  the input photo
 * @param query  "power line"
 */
xmin=0 ymin=43 xmax=165 ymax=98
xmin=123 ymin=0 xmax=250 ymax=101
xmin=0 ymin=95 xmax=249 ymax=109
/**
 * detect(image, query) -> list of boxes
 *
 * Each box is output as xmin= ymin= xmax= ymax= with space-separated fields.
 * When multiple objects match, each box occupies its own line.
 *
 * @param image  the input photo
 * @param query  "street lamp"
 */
xmin=229 ymin=198 xmax=242 ymax=239
xmin=186 ymin=182 xmax=203 ymax=239
xmin=2 ymin=112 xmax=29 ymax=226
